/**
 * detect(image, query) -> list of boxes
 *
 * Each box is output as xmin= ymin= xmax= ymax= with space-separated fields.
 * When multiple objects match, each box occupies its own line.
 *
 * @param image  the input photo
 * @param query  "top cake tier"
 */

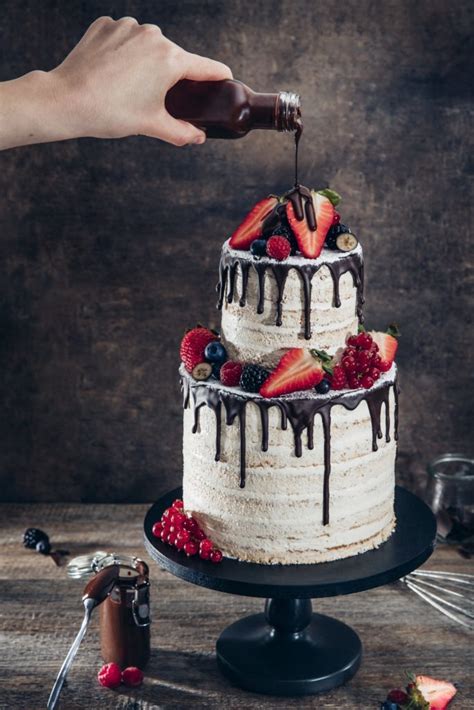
xmin=218 ymin=240 xmax=364 ymax=368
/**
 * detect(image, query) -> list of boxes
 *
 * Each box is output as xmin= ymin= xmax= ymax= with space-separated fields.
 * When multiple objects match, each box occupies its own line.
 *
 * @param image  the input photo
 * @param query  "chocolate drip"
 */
xmin=183 ymin=373 xmax=399 ymax=525
xmin=285 ymin=185 xmax=317 ymax=231
xmin=271 ymin=265 xmax=289 ymax=326
xmin=320 ymin=408 xmax=332 ymax=525
xmin=217 ymin=247 xmax=364 ymax=338
xmin=215 ymin=401 xmax=222 ymax=461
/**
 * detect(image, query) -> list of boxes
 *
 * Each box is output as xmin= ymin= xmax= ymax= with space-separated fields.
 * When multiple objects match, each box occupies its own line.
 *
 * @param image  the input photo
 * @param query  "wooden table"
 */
xmin=1 ymin=504 xmax=472 ymax=709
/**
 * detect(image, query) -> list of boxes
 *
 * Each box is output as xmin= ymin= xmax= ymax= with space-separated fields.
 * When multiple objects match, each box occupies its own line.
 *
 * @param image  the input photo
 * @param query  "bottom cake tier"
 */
xmin=181 ymin=365 xmax=399 ymax=565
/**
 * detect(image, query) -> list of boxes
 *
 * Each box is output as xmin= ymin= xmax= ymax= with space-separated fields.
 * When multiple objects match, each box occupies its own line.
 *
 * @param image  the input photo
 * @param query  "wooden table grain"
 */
xmin=0 ymin=504 xmax=472 ymax=710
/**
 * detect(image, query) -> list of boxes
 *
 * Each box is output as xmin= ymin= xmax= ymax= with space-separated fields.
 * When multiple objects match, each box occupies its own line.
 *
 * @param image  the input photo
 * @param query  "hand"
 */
xmin=51 ymin=16 xmax=232 ymax=146
xmin=0 ymin=16 xmax=232 ymax=150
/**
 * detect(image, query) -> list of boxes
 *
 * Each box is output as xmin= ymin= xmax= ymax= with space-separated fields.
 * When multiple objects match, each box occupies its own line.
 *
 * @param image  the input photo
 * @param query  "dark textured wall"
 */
xmin=0 ymin=0 xmax=472 ymax=502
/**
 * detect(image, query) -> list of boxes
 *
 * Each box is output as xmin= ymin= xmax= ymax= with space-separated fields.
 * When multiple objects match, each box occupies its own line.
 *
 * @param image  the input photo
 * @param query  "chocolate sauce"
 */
xmin=217 ymin=246 xmax=365 ymax=340
xmin=165 ymin=80 xmax=301 ymax=139
xmin=182 ymin=373 xmax=399 ymax=526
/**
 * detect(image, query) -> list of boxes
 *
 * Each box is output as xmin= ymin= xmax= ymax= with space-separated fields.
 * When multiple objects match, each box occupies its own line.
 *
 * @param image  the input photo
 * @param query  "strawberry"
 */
xmin=369 ymin=325 xmax=400 ymax=372
xmin=286 ymin=192 xmax=334 ymax=259
xmin=229 ymin=196 xmax=278 ymax=250
xmin=260 ymin=348 xmax=325 ymax=397
xmin=415 ymin=675 xmax=457 ymax=710
xmin=180 ymin=327 xmax=218 ymax=373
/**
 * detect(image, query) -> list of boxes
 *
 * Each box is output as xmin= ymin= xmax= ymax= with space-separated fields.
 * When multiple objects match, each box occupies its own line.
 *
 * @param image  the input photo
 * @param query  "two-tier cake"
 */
xmin=178 ymin=186 xmax=399 ymax=564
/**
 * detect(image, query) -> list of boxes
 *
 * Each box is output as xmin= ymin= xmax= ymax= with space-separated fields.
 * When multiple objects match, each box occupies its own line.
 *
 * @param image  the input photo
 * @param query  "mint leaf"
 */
xmin=317 ymin=188 xmax=342 ymax=207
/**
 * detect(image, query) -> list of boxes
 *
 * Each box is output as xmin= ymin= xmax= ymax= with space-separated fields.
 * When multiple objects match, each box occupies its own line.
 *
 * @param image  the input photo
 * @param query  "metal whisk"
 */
xmin=400 ymin=570 xmax=474 ymax=630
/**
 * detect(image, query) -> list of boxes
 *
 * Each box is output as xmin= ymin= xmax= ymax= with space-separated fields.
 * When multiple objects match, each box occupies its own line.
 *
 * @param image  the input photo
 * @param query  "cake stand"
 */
xmin=144 ymin=486 xmax=436 ymax=696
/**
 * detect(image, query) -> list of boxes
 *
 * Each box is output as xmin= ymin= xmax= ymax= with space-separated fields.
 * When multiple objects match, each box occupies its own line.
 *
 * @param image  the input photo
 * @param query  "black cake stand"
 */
xmin=144 ymin=486 xmax=436 ymax=696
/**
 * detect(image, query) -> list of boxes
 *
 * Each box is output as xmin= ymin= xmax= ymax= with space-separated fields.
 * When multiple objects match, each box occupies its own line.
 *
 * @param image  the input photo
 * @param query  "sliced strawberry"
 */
xmin=369 ymin=330 xmax=398 ymax=371
xmin=260 ymin=348 xmax=324 ymax=398
xmin=415 ymin=675 xmax=457 ymax=710
xmin=286 ymin=192 xmax=334 ymax=259
xmin=229 ymin=196 xmax=278 ymax=250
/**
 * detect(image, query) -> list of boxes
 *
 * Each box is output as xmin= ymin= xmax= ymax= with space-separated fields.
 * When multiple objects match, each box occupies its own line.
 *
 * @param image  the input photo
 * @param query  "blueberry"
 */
xmin=315 ymin=379 xmax=331 ymax=394
xmin=380 ymin=703 xmax=398 ymax=710
xmin=325 ymin=224 xmax=350 ymax=250
xmin=204 ymin=341 xmax=228 ymax=364
xmin=250 ymin=239 xmax=267 ymax=257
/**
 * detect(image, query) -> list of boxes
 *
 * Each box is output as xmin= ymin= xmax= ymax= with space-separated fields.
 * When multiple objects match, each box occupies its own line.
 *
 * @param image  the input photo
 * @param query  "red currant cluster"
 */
xmin=331 ymin=332 xmax=385 ymax=390
xmin=152 ymin=499 xmax=223 ymax=563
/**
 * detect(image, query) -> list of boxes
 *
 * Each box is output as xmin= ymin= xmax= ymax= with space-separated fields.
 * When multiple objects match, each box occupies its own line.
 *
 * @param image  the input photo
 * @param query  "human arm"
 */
xmin=0 ymin=16 xmax=232 ymax=150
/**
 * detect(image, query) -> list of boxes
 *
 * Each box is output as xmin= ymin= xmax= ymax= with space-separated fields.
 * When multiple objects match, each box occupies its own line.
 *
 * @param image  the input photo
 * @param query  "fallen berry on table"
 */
xmin=122 ymin=666 xmax=144 ymax=688
xmin=220 ymin=361 xmax=243 ymax=387
xmin=387 ymin=688 xmax=408 ymax=704
xmin=23 ymin=528 xmax=51 ymax=555
xmin=98 ymin=662 xmax=122 ymax=689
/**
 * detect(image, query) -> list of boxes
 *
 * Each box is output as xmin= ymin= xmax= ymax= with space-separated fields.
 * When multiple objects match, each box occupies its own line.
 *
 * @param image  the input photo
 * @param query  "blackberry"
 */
xmin=23 ymin=527 xmax=51 ymax=555
xmin=325 ymin=223 xmax=350 ymax=250
xmin=240 ymin=365 xmax=270 ymax=393
xmin=272 ymin=219 xmax=298 ymax=254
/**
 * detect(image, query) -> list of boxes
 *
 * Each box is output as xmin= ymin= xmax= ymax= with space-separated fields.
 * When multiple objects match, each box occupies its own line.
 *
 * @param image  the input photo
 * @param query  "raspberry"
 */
xmin=184 ymin=540 xmax=199 ymax=556
xmin=152 ymin=522 xmax=163 ymax=537
xmin=220 ymin=361 xmax=243 ymax=387
xmin=387 ymin=689 xmax=408 ymax=704
xmin=210 ymin=549 xmax=223 ymax=563
xmin=122 ymin=666 xmax=144 ymax=688
xmin=98 ymin=663 xmax=122 ymax=689
xmin=266 ymin=235 xmax=291 ymax=261
xmin=180 ymin=327 xmax=219 ymax=373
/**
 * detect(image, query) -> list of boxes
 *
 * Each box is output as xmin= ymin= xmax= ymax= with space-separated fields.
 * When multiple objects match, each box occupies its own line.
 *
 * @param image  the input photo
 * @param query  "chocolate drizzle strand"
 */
xmin=217 ymin=246 xmax=365 ymax=340
xmin=182 ymin=373 xmax=398 ymax=526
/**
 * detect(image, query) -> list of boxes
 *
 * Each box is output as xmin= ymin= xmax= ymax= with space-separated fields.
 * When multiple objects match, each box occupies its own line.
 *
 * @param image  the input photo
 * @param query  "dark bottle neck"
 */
xmin=249 ymin=91 xmax=301 ymax=132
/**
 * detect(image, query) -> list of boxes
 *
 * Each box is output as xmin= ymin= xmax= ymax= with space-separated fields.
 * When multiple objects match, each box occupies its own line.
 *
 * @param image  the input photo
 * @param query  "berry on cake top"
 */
xmin=229 ymin=186 xmax=358 ymax=260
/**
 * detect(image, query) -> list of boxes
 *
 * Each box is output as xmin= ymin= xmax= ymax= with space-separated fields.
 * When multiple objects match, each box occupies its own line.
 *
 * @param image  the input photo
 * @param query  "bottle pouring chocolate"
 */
xmin=165 ymin=79 xmax=301 ymax=139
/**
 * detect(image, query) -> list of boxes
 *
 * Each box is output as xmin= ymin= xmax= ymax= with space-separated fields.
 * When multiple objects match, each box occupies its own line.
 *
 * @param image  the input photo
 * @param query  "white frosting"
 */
xmin=220 ymin=241 xmax=362 ymax=368
xmin=182 ymin=366 xmax=397 ymax=564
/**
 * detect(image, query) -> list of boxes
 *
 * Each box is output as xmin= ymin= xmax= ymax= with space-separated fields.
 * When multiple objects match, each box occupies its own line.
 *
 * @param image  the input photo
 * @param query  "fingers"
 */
xmin=181 ymin=52 xmax=233 ymax=82
xmin=145 ymin=109 xmax=206 ymax=147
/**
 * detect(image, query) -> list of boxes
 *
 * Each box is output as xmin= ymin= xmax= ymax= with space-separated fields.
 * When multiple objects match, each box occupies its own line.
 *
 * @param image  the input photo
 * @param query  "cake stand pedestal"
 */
xmin=144 ymin=486 xmax=436 ymax=696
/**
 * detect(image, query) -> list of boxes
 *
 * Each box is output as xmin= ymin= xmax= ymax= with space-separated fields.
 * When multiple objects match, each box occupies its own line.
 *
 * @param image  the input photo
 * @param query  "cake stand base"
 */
xmin=144 ymin=486 xmax=436 ymax=696
xmin=217 ymin=599 xmax=361 ymax=695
